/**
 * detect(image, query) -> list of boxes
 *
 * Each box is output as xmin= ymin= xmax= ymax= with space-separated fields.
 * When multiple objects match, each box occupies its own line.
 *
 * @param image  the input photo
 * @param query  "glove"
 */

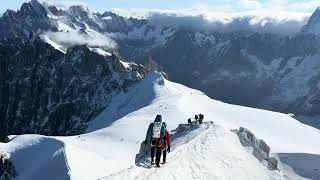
xmin=144 ymin=140 xmax=148 ymax=145
xmin=167 ymin=145 xmax=170 ymax=153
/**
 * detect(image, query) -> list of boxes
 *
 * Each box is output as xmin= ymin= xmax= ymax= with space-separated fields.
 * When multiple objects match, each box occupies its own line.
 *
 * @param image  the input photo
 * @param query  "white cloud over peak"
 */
xmin=110 ymin=5 xmax=310 ymax=35
xmin=45 ymin=31 xmax=118 ymax=49
xmin=41 ymin=0 xmax=87 ymax=9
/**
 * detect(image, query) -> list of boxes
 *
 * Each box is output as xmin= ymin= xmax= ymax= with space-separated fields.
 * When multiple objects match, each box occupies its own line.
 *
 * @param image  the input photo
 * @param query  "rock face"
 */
xmin=301 ymin=7 xmax=320 ymax=35
xmin=0 ymin=154 xmax=16 ymax=180
xmin=143 ymin=56 xmax=168 ymax=79
xmin=0 ymin=0 xmax=56 ymax=40
xmin=0 ymin=38 xmax=149 ymax=141
xmin=234 ymin=127 xmax=278 ymax=170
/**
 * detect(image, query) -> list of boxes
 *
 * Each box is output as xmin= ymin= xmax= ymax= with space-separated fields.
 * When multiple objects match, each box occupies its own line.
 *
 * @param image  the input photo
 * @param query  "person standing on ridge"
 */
xmin=162 ymin=122 xmax=171 ymax=164
xmin=145 ymin=115 xmax=166 ymax=167
xmin=199 ymin=114 xmax=204 ymax=124
xmin=195 ymin=114 xmax=199 ymax=122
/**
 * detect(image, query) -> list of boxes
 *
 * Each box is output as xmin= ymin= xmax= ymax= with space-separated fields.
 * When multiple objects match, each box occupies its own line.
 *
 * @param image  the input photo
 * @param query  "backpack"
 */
xmin=152 ymin=122 xmax=162 ymax=139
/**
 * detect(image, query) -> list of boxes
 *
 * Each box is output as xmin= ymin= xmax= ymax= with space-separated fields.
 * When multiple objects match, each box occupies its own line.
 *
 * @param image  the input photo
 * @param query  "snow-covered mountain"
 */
xmin=1 ymin=73 xmax=320 ymax=180
xmin=0 ymin=0 xmax=146 ymax=41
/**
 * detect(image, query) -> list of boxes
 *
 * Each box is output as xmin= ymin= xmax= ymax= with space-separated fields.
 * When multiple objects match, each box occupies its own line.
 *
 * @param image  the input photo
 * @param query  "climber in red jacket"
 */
xmin=162 ymin=122 xmax=171 ymax=164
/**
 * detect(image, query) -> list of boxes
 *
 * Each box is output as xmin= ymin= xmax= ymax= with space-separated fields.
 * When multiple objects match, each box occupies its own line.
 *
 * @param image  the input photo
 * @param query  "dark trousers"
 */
xmin=163 ymin=148 xmax=167 ymax=161
xmin=151 ymin=146 xmax=162 ymax=163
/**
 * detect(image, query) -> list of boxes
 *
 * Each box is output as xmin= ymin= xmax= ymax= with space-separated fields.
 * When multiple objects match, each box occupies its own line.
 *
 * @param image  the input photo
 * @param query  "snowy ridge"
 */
xmin=1 ymin=73 xmax=320 ymax=179
xmin=102 ymin=123 xmax=286 ymax=180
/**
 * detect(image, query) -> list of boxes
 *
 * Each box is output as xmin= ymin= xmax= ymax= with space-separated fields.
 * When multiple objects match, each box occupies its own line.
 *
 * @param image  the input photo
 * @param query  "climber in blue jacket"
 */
xmin=144 ymin=114 xmax=166 ymax=167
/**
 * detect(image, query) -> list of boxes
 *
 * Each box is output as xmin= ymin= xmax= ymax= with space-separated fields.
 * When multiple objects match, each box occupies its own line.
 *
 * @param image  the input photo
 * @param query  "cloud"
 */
xmin=288 ymin=0 xmax=320 ymax=12
xmin=144 ymin=9 xmax=309 ymax=35
xmin=104 ymin=0 xmax=315 ymax=35
xmin=45 ymin=31 xmax=118 ymax=49
xmin=40 ymin=0 xmax=87 ymax=9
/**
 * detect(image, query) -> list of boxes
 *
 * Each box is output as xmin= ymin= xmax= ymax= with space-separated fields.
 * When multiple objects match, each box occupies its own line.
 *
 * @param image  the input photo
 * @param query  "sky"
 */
xmin=1 ymin=0 xmax=320 ymax=17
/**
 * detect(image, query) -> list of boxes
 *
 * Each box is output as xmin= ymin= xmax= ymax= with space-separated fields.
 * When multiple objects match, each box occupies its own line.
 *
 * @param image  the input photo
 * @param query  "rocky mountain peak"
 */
xmin=68 ymin=5 xmax=90 ymax=18
xmin=20 ymin=0 xmax=48 ymax=17
xmin=301 ymin=7 xmax=320 ymax=35
xmin=2 ymin=9 xmax=16 ymax=19
xmin=144 ymin=55 xmax=168 ymax=79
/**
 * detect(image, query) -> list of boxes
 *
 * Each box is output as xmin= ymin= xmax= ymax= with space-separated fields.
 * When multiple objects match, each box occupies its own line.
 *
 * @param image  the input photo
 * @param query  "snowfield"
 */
xmin=1 ymin=73 xmax=320 ymax=180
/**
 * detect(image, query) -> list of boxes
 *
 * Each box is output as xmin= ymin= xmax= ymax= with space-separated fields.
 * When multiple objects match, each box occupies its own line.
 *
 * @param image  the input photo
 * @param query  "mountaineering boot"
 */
xmin=162 ymin=159 xmax=166 ymax=164
xmin=151 ymin=159 xmax=155 ymax=165
xmin=156 ymin=161 xmax=160 ymax=168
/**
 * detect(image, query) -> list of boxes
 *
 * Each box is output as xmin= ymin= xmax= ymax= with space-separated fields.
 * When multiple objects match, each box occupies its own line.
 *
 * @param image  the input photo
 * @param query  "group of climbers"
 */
xmin=188 ymin=113 xmax=205 ymax=125
xmin=144 ymin=115 xmax=171 ymax=168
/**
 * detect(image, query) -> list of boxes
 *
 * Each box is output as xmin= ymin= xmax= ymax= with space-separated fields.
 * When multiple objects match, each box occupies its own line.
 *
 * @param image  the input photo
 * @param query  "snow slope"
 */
xmin=1 ymin=72 xmax=320 ymax=180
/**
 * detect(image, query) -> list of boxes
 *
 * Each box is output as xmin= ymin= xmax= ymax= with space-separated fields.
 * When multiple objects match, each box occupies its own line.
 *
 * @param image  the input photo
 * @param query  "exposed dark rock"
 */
xmin=0 ymin=38 xmax=149 ymax=141
xmin=144 ymin=56 xmax=168 ymax=79
xmin=234 ymin=127 xmax=278 ymax=170
xmin=0 ymin=154 xmax=16 ymax=180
